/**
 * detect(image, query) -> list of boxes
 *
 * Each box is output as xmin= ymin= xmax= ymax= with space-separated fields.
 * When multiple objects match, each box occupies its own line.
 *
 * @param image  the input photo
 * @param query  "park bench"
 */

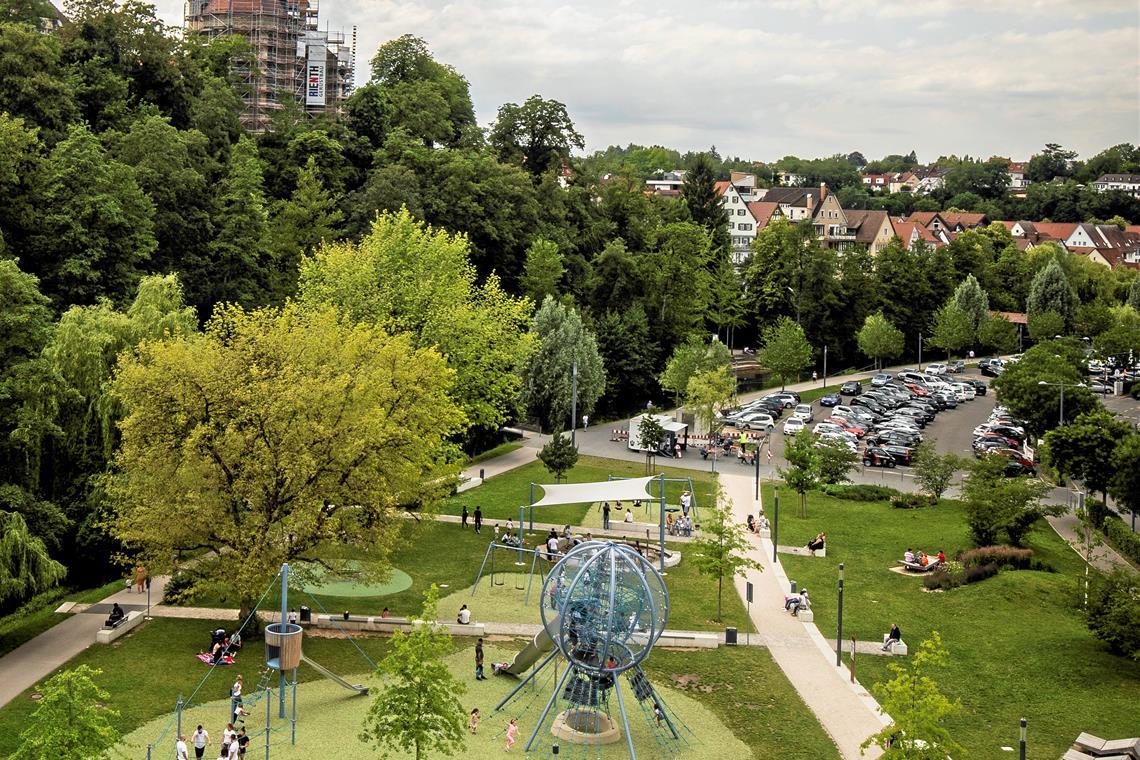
xmin=880 ymin=634 xmax=909 ymax=655
xmin=640 ymin=631 xmax=719 ymax=649
xmin=96 ymin=610 xmax=145 ymax=644
xmin=897 ymin=559 xmax=942 ymax=573
xmin=777 ymin=545 xmax=826 ymax=558
xmin=1068 ymin=732 xmax=1140 ymax=760
xmin=313 ymin=614 xmax=485 ymax=637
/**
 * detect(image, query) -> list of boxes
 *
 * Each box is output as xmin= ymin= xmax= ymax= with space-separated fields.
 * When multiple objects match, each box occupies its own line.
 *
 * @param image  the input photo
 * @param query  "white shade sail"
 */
xmin=530 ymin=476 xmax=660 ymax=507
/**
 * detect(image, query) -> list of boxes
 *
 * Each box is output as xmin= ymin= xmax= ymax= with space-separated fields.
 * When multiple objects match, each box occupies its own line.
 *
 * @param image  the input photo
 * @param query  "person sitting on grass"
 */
xmin=624 ymin=507 xmax=634 ymax=523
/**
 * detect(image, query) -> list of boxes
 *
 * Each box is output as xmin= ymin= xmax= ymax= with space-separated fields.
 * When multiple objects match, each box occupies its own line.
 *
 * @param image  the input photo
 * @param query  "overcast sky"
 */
xmin=155 ymin=0 xmax=1140 ymax=163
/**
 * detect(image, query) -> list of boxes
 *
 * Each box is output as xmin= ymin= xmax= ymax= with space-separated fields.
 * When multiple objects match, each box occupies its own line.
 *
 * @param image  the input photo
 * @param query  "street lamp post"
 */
xmin=823 ymin=345 xmax=828 ymax=389
xmin=570 ymin=361 xmax=578 ymax=445
xmin=836 ymin=562 xmax=845 ymax=666
xmin=772 ymin=487 xmax=779 ymax=563
xmin=918 ymin=332 xmax=923 ymax=369
xmin=1037 ymin=380 xmax=1080 ymax=426
xmin=1019 ymin=717 xmax=1027 ymax=760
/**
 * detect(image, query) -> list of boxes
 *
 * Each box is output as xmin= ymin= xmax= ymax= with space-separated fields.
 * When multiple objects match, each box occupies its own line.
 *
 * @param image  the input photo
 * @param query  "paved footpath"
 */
xmin=0 ymin=576 xmax=170 ymax=709
xmin=719 ymin=468 xmax=888 ymax=759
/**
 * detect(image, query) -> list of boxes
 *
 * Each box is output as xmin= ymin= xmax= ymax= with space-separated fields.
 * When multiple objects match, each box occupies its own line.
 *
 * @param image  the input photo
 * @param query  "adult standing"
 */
xmin=176 ymin=734 xmax=189 ymax=760
xmin=461 ymin=505 xmax=469 ymax=528
xmin=191 ymin=725 xmax=210 ymax=760
xmin=473 ymin=506 xmax=482 ymax=534
xmin=474 ymin=638 xmax=485 ymax=680
xmin=602 ymin=502 xmax=611 ymax=530
xmin=236 ymin=727 xmax=249 ymax=759
xmin=680 ymin=490 xmax=691 ymax=517
xmin=582 ymin=414 xmax=589 ymax=429
xmin=135 ymin=563 xmax=146 ymax=593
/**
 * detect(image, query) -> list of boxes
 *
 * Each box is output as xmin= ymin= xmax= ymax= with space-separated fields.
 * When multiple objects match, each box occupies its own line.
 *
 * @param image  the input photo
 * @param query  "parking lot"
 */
xmin=710 ymin=378 xmax=1000 ymax=486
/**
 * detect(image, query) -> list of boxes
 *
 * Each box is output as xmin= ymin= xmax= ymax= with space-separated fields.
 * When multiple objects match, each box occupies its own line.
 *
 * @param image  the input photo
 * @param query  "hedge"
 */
xmin=819 ymin=484 xmax=901 ymax=502
xmin=1104 ymin=518 xmax=1140 ymax=565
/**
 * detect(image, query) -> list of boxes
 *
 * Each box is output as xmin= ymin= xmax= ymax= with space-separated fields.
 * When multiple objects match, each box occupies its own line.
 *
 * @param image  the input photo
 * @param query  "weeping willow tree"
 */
xmin=0 ymin=511 xmax=66 ymax=610
xmin=17 ymin=274 xmax=199 ymax=579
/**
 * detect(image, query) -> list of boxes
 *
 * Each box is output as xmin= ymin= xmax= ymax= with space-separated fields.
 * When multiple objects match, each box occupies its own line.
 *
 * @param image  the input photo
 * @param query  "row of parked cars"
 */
xmin=811 ymin=371 xmax=988 ymax=468
xmin=972 ymin=406 xmax=1036 ymax=476
xmin=716 ymin=390 xmax=803 ymax=432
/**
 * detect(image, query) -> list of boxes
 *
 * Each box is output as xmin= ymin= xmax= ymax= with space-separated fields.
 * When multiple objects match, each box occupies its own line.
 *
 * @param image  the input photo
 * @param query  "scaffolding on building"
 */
xmin=185 ymin=0 xmax=352 ymax=132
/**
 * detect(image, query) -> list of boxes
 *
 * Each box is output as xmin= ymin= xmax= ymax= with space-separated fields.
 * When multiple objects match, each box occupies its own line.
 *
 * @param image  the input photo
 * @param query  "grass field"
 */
xmin=441 ymin=454 xmax=718 ymax=524
xmin=767 ymin=483 xmax=1140 ymax=760
xmin=467 ymin=440 xmax=523 ymax=465
xmin=0 ymin=615 xmax=835 ymax=759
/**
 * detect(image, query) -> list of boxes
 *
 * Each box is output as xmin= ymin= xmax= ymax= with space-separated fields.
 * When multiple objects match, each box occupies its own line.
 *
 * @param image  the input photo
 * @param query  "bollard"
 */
xmin=479 ymin=467 xmax=485 ymax=481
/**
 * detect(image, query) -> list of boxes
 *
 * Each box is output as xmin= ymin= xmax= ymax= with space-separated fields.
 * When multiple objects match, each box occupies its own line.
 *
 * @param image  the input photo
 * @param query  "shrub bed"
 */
xmin=958 ymin=545 xmax=1053 ymax=571
xmin=891 ymin=493 xmax=935 ymax=509
xmin=1104 ymin=518 xmax=1140 ymax=565
xmin=924 ymin=563 xmax=999 ymax=590
xmin=820 ymin=484 xmax=900 ymax=502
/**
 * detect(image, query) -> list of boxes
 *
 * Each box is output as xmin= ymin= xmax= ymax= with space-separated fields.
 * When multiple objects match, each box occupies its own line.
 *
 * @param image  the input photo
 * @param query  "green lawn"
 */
xmin=767 ymin=484 xmax=1140 ymax=760
xmin=178 ymin=520 xmax=754 ymax=634
xmin=0 ymin=580 xmax=126 ymax=658
xmin=441 ymin=454 xmax=718 ymax=524
xmin=466 ymin=440 xmax=523 ymax=465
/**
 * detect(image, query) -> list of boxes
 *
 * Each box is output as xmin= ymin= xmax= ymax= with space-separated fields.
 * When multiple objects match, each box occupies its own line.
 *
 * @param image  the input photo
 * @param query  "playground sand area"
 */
xmin=120 ymin=645 xmax=752 ymax=759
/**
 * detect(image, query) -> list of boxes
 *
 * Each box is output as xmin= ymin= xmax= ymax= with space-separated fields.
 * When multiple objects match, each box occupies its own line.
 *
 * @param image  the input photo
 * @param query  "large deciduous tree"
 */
xmin=961 ymin=456 xmax=1055 ymax=546
xmin=759 ymin=317 xmax=812 ymax=388
xmin=520 ymin=296 xmax=605 ymax=433
xmin=990 ymin=341 xmax=1097 ymax=434
xmin=520 ymin=237 xmax=564 ymax=306
xmin=489 ymin=95 xmax=584 ymax=179
xmin=658 ymin=334 xmax=731 ymax=404
xmin=298 ymin=208 xmax=533 ymax=441
xmin=109 ymin=305 xmax=465 ymax=622
xmin=29 ymin=124 xmax=156 ymax=308
xmin=978 ymin=314 xmax=1019 ymax=354
xmin=685 ymin=365 xmax=736 ymax=434
xmin=207 ymin=135 xmax=270 ymax=309
xmin=950 ymin=273 xmax=989 ymax=339
xmin=927 ymin=301 xmax=972 ymax=361
xmin=0 ymin=511 xmax=66 ymax=610
xmin=856 ymin=312 xmax=904 ymax=369
xmin=1043 ymin=409 xmax=1132 ymax=505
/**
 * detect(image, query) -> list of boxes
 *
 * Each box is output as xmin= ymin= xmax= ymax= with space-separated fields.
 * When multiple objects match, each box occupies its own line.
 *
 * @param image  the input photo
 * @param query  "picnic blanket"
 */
xmin=196 ymin=653 xmax=236 ymax=665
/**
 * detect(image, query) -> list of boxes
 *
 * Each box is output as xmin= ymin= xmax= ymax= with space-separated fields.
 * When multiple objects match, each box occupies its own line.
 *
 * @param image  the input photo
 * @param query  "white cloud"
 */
xmin=149 ymin=0 xmax=1138 ymax=161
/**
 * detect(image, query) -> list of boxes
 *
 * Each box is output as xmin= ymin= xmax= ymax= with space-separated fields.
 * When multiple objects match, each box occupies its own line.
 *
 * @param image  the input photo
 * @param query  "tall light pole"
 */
xmin=918 ymin=332 xmax=923 ymax=369
xmin=772 ymin=487 xmax=779 ymax=563
xmin=786 ymin=285 xmax=800 ymax=327
xmin=1038 ymin=380 xmax=1079 ymax=426
xmin=836 ymin=562 xmax=845 ymax=666
xmin=822 ymin=345 xmax=828 ymax=388
xmin=570 ymin=360 xmax=578 ymax=445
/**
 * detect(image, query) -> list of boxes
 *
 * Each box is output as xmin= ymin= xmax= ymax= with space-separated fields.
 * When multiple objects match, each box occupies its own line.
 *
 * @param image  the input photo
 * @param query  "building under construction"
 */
xmin=184 ymin=0 xmax=355 ymax=132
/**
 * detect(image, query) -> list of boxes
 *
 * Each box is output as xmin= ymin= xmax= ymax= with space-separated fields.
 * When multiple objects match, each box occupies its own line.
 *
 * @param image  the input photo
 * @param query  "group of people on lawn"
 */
xmin=903 ymin=548 xmax=946 ymax=568
xmin=173 ymin=675 xmax=250 ymax=760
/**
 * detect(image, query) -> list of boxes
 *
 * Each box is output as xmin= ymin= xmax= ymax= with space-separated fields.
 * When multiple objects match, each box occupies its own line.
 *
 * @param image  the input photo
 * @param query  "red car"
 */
xmin=976 ymin=433 xmax=1021 ymax=449
xmin=829 ymin=417 xmax=866 ymax=438
xmin=904 ymin=383 xmax=929 ymax=397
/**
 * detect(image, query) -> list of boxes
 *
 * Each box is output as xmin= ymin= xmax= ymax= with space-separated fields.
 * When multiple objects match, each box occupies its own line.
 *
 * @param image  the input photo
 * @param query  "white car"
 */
xmin=782 ymin=417 xmax=806 ymax=435
xmin=816 ymin=433 xmax=858 ymax=451
xmin=734 ymin=412 xmax=776 ymax=431
xmin=951 ymin=383 xmax=976 ymax=401
xmin=925 ymin=363 xmax=948 ymax=375
xmin=792 ymin=404 xmax=815 ymax=422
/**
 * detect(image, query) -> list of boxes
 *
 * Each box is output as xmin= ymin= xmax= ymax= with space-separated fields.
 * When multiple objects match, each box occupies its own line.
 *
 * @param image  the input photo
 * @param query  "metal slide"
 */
xmin=503 ymin=620 xmax=556 ymax=676
xmin=299 ymin=654 xmax=368 ymax=695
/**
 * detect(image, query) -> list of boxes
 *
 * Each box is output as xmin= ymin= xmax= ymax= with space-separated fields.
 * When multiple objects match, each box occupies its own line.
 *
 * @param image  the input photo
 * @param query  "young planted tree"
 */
xmin=779 ymin=429 xmax=819 ymax=517
xmin=759 ymin=317 xmax=812 ymax=389
xmin=361 ymin=585 xmax=467 ymax=760
xmin=856 ymin=311 xmax=905 ymax=370
xmin=685 ymin=365 xmax=736 ymax=435
xmin=815 ymin=439 xmax=859 ymax=485
xmin=689 ymin=493 xmax=761 ymax=622
xmin=538 ymin=431 xmax=578 ymax=483
xmin=637 ymin=412 xmax=666 ymax=475
xmin=11 ymin=665 xmax=120 ymax=760
xmin=862 ymin=633 xmax=964 ymax=760
xmin=109 ymin=305 xmax=465 ymax=626
xmin=912 ymin=443 xmax=964 ymax=503
xmin=961 ymin=456 xmax=1056 ymax=546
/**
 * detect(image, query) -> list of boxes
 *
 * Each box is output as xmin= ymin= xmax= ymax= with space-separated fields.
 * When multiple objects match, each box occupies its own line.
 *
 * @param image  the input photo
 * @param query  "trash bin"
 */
xmin=1115 ymin=381 xmax=1124 ymax=396
xmin=299 ymin=606 xmax=311 ymax=623
xmin=725 ymin=627 xmax=738 ymax=646
xmin=789 ymin=580 xmax=797 ymax=595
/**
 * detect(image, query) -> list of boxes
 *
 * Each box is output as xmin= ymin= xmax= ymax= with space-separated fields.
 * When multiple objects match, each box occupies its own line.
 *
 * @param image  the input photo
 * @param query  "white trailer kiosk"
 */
xmin=628 ymin=413 xmax=689 ymax=455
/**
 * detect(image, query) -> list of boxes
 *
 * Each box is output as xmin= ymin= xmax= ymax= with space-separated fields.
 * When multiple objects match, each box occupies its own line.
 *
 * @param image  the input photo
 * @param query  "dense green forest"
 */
xmin=1 ymin=0 xmax=1139 ymax=603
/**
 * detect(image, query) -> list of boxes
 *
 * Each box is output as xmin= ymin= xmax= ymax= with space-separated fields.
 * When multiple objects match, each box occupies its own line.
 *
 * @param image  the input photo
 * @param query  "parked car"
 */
xmin=833 ymin=404 xmax=876 ymax=423
xmin=863 ymin=446 xmax=897 ymax=468
xmin=949 ymin=360 xmax=966 ymax=373
xmin=870 ymin=373 xmax=893 ymax=387
xmin=929 ymin=392 xmax=958 ymax=409
xmin=904 ymin=383 xmax=930 ymax=397
xmin=873 ymin=430 xmax=922 ymax=447
xmin=792 ymin=403 xmax=815 ymax=422
xmin=894 ymin=408 xmax=929 ymax=426
xmin=817 ymin=432 xmax=858 ymax=451
xmin=880 ymin=444 xmax=915 ymax=466
xmin=734 ymin=412 xmax=776 ymax=432
xmin=973 ymin=438 xmax=1010 ymax=457
xmin=829 ymin=417 xmax=866 ymax=437
xmin=747 ymin=398 xmax=785 ymax=418
xmin=840 ymin=380 xmax=863 ymax=396
xmin=765 ymin=391 xmax=802 ymax=406
xmin=819 ymin=392 xmax=841 ymax=407
xmin=925 ymin=363 xmax=949 ymax=375
xmin=965 ymin=378 xmax=988 ymax=395
xmin=782 ymin=417 xmax=806 ymax=435
xmin=980 ymin=359 xmax=1004 ymax=377
xmin=852 ymin=396 xmax=887 ymax=414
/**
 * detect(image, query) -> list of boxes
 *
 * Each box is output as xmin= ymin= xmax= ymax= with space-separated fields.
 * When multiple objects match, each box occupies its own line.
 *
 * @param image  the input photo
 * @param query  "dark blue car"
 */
xmin=820 ymin=392 xmax=841 ymax=407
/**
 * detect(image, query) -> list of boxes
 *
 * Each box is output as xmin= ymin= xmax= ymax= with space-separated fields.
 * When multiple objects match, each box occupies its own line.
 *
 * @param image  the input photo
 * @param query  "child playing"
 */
xmin=505 ymin=718 xmax=519 ymax=751
xmin=468 ymin=708 xmax=480 ymax=735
